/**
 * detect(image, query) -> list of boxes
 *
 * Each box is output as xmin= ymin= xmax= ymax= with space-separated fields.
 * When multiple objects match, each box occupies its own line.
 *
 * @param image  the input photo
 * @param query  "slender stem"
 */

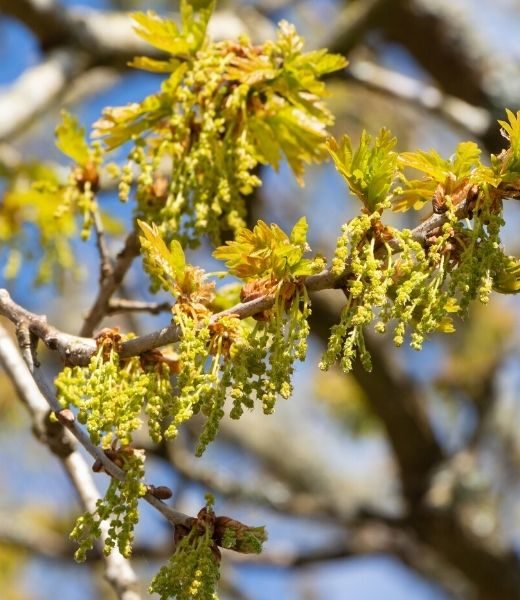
xmin=92 ymin=206 xmax=114 ymax=282
xmin=108 ymin=298 xmax=172 ymax=315
xmin=80 ymin=230 xmax=140 ymax=337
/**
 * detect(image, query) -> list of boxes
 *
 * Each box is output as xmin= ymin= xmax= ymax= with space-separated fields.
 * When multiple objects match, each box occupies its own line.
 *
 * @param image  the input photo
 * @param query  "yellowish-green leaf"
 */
xmin=214 ymin=218 xmax=320 ymax=282
xmin=452 ymin=141 xmax=481 ymax=177
xmin=246 ymin=118 xmax=282 ymax=168
xmin=128 ymin=56 xmax=180 ymax=73
xmin=398 ymin=149 xmax=448 ymax=180
xmin=290 ymin=216 xmax=308 ymax=247
xmin=138 ymin=220 xmax=186 ymax=285
xmin=181 ymin=0 xmax=215 ymax=52
xmin=292 ymin=49 xmax=348 ymax=76
xmin=329 ymin=129 xmax=397 ymax=211
xmin=55 ymin=111 xmax=90 ymax=166
xmin=132 ymin=12 xmax=190 ymax=56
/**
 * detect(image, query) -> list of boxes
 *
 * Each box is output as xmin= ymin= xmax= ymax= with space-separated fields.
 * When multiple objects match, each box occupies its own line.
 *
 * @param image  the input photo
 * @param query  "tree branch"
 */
xmin=317 ymin=0 xmax=391 ymax=56
xmin=79 ymin=230 xmax=140 ymax=337
xmin=0 ymin=49 xmax=88 ymax=142
xmin=0 ymin=323 xmax=141 ymax=600
xmin=107 ymin=298 xmax=172 ymax=316
xmin=345 ymin=60 xmax=491 ymax=140
xmin=0 ymin=319 xmax=194 ymax=530
xmin=0 ymin=1 xmax=275 ymax=64
xmin=0 ymin=196 xmax=474 ymax=363
xmin=92 ymin=207 xmax=114 ymax=282
xmin=309 ymin=295 xmax=520 ymax=599
xmin=165 ymin=439 xmax=337 ymax=519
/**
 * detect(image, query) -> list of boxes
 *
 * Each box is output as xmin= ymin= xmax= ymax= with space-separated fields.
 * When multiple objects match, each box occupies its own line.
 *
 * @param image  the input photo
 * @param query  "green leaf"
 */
xmin=55 ymin=111 xmax=90 ymax=166
xmin=266 ymin=106 xmax=329 ymax=184
xmin=132 ymin=11 xmax=190 ymax=57
xmin=497 ymin=109 xmax=520 ymax=173
xmin=128 ymin=56 xmax=181 ymax=73
xmin=452 ymin=141 xmax=481 ymax=177
xmin=246 ymin=118 xmax=282 ymax=168
xmin=181 ymin=0 xmax=215 ymax=52
xmin=292 ymin=49 xmax=348 ymax=77
xmin=290 ymin=216 xmax=308 ymax=247
xmin=395 ymin=141 xmax=483 ymax=212
xmin=398 ymin=149 xmax=448 ymax=180
xmin=93 ymin=64 xmax=187 ymax=149
xmin=214 ymin=219 xmax=310 ymax=281
xmin=329 ymin=129 xmax=397 ymax=211
xmin=168 ymin=240 xmax=186 ymax=282
xmin=138 ymin=220 xmax=186 ymax=285
xmin=213 ymin=218 xmax=322 ymax=282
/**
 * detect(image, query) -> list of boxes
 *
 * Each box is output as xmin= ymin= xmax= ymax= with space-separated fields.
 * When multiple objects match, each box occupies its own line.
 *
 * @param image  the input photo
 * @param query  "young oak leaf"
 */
xmin=93 ymin=64 xmax=188 ymax=149
xmin=394 ymin=141 xmax=482 ymax=212
xmin=131 ymin=0 xmax=214 ymax=60
xmin=213 ymin=217 xmax=318 ymax=282
xmin=328 ymin=128 xmax=398 ymax=212
xmin=138 ymin=220 xmax=215 ymax=310
xmin=131 ymin=11 xmax=190 ymax=57
xmin=496 ymin=109 xmax=520 ymax=176
xmin=180 ymin=0 xmax=215 ymax=52
xmin=138 ymin=220 xmax=185 ymax=287
xmin=55 ymin=110 xmax=91 ymax=167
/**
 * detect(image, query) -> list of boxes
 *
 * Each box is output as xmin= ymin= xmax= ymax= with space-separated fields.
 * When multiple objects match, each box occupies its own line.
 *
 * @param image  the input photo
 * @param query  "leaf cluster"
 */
xmin=328 ymin=128 xmax=397 ymax=211
xmin=213 ymin=216 xmax=319 ymax=282
xmin=92 ymin=3 xmax=345 ymax=245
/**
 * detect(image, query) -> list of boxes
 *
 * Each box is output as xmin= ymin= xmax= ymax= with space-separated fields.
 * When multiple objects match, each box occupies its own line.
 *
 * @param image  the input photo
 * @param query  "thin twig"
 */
xmin=345 ymin=60 xmax=491 ymax=139
xmin=0 ymin=320 xmax=193 ymax=529
xmin=80 ymin=230 xmax=140 ymax=337
xmin=108 ymin=298 xmax=172 ymax=315
xmin=167 ymin=440 xmax=335 ymax=518
xmin=92 ymin=207 xmax=114 ymax=282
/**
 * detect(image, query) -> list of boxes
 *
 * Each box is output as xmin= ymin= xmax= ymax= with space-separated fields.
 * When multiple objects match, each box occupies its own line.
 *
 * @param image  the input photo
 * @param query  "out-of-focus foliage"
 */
xmin=313 ymin=367 xmax=379 ymax=436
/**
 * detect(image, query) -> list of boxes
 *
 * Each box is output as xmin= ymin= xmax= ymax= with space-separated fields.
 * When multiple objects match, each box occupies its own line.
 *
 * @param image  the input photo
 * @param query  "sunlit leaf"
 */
xmin=328 ymin=128 xmax=397 ymax=211
xmin=55 ymin=111 xmax=90 ymax=166
xmin=132 ymin=11 xmax=190 ymax=56
xmin=180 ymin=0 xmax=215 ymax=52
xmin=214 ymin=218 xmax=319 ymax=281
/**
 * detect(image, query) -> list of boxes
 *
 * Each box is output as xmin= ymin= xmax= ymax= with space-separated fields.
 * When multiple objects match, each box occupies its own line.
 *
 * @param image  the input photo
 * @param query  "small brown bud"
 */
xmin=148 ymin=485 xmax=173 ymax=500
xmin=55 ymin=408 xmax=75 ymax=426
xmin=74 ymin=161 xmax=100 ymax=193
xmin=92 ymin=458 xmax=103 ymax=472
xmin=432 ymin=183 xmax=448 ymax=214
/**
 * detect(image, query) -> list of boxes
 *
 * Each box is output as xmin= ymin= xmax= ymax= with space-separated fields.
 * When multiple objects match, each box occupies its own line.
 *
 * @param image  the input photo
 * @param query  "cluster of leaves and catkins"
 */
xmin=320 ymin=115 xmax=520 ymax=373
xmin=5 ymin=0 xmax=520 ymax=597
xmin=95 ymin=0 xmax=346 ymax=247
xmin=49 ymin=2 xmax=343 ymax=597
xmin=150 ymin=494 xmax=266 ymax=600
